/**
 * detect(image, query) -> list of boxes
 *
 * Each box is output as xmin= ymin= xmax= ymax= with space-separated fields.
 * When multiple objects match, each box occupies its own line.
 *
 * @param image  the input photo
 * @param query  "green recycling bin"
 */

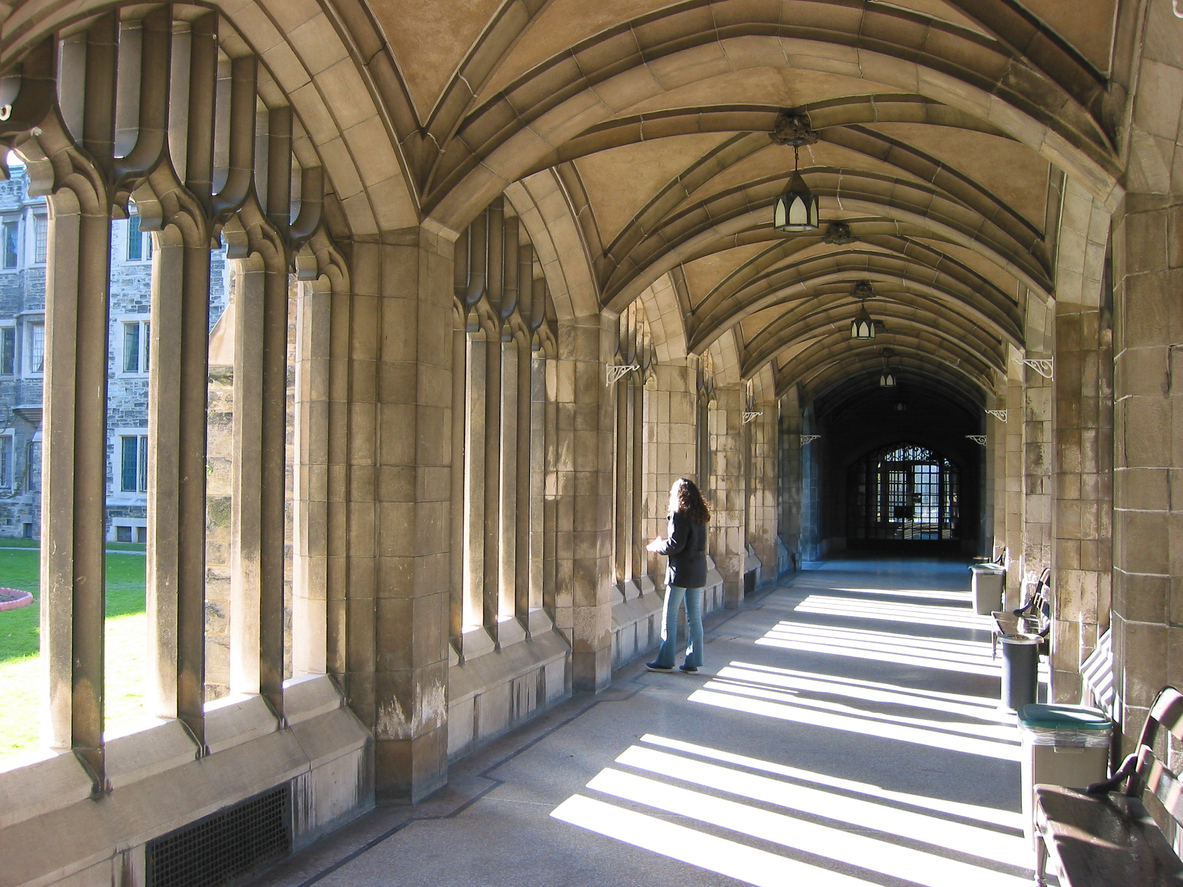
xmin=1017 ymin=703 xmax=1112 ymax=847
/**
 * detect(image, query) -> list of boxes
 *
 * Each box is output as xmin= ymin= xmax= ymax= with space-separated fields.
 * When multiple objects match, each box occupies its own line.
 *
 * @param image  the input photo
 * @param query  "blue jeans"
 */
xmin=653 ymin=585 xmax=704 ymax=668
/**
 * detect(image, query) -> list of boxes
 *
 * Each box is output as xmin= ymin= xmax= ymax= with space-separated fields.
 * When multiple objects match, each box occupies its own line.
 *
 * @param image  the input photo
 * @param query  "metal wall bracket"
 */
xmin=1021 ymin=358 xmax=1054 ymax=379
xmin=742 ymin=411 xmax=762 ymax=425
xmin=801 ymin=434 xmax=820 ymax=445
xmin=606 ymin=364 xmax=639 ymax=385
xmin=966 ymin=435 xmax=987 ymax=446
xmin=985 ymin=409 xmax=1007 ymax=423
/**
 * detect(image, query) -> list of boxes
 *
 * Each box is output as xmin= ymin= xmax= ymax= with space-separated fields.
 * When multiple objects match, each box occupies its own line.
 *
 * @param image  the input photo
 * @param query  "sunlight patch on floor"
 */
xmin=717 ymin=661 xmax=1012 ymax=722
xmin=689 ymin=685 xmax=1021 ymax=761
xmin=552 ymin=793 xmax=870 ymax=887
xmin=829 ymin=586 xmax=974 ymax=603
xmin=553 ymin=734 xmax=1029 ymax=887
xmin=552 ymin=571 xmax=1034 ymax=887
xmin=615 ymin=745 xmax=1025 ymax=863
xmin=587 ymin=766 xmax=1029 ymax=887
xmin=640 ymin=734 xmax=1023 ymax=830
xmin=757 ymin=627 xmax=1000 ymax=677
xmin=696 ymin=676 xmax=1019 ymax=744
xmin=715 ymin=664 xmax=1015 ymax=724
xmin=794 ymin=594 xmax=996 ymax=630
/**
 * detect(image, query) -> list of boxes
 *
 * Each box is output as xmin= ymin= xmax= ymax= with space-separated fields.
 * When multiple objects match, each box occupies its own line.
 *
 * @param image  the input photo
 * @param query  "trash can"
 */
xmin=970 ymin=563 xmax=1005 ymax=615
xmin=1018 ymin=703 xmax=1112 ymax=847
xmin=999 ymin=634 xmax=1040 ymax=711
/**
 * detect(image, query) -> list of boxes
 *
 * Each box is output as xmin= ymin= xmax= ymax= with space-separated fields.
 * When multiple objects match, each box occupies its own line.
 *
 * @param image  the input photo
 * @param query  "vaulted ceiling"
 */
xmin=337 ymin=1 xmax=1126 ymax=407
xmin=56 ymin=0 xmax=1131 ymax=413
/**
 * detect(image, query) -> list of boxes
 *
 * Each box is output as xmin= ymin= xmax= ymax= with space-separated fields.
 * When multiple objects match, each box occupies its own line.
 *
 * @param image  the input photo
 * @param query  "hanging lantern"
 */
xmin=774 ymin=148 xmax=819 ymax=233
xmin=851 ymin=303 xmax=875 ymax=339
xmin=850 ymin=281 xmax=876 ymax=339
xmin=771 ymin=113 xmax=820 ymax=234
xmin=879 ymin=347 xmax=896 ymax=386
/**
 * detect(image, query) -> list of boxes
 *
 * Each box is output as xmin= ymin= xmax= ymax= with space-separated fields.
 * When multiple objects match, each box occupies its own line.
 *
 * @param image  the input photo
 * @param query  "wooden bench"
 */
xmin=1033 ymin=685 xmax=1183 ymax=887
xmin=991 ymin=567 xmax=1051 ymax=659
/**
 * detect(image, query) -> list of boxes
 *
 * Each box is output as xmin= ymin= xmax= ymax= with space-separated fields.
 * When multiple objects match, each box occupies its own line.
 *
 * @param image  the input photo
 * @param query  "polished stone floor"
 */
xmin=258 ymin=557 xmax=1041 ymax=887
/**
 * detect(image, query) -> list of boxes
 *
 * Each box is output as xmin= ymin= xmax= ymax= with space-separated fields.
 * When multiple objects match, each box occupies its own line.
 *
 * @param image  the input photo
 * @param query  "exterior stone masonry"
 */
xmin=0 ymin=167 xmax=228 ymax=542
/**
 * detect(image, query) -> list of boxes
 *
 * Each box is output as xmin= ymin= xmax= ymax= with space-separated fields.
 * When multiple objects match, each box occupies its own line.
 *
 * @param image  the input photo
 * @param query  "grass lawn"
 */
xmin=0 ymin=541 xmax=148 ymax=760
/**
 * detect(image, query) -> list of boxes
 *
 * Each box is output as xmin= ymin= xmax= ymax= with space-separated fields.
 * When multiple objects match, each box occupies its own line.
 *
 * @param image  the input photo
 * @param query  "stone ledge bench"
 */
xmin=1033 ymin=685 xmax=1183 ymax=887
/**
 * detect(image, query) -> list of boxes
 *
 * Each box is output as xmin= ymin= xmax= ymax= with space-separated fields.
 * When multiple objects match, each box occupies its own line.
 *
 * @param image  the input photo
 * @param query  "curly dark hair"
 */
xmin=670 ymin=478 xmax=710 ymax=524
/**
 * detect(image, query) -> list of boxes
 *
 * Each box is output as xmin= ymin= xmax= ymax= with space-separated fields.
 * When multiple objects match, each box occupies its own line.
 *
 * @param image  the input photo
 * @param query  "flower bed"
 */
xmin=0 ymin=588 xmax=33 ymax=611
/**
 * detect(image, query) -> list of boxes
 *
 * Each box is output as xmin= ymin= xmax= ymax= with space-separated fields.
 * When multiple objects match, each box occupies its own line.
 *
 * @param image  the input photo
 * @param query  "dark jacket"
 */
xmin=653 ymin=510 xmax=708 ymax=589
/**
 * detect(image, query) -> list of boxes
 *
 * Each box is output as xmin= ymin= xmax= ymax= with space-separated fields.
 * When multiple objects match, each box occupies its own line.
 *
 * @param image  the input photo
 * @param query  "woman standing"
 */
xmin=646 ymin=478 xmax=711 ymax=674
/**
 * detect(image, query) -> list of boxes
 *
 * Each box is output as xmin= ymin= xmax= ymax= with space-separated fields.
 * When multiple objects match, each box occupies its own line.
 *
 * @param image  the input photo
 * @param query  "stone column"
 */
xmin=641 ymin=362 xmax=695 ymax=583
xmin=41 ymin=183 xmax=113 ymax=787
xmin=1023 ymin=361 xmax=1055 ymax=591
xmin=778 ymin=388 xmax=802 ymax=566
xmin=611 ymin=372 xmax=636 ymax=589
xmin=229 ymin=256 xmax=288 ymax=716
xmin=978 ymin=416 xmax=995 ymax=558
xmin=31 ymin=19 xmax=117 ymax=790
xmin=710 ymin=384 xmax=746 ymax=607
xmin=747 ymin=402 xmax=779 ymax=576
xmin=325 ymin=275 xmax=353 ymax=685
xmin=515 ymin=335 xmax=534 ymax=622
xmin=1003 ymin=375 xmax=1026 ymax=606
xmin=630 ymin=378 xmax=647 ymax=585
xmin=801 ymin=406 xmax=822 ymax=561
xmin=449 ymin=314 xmax=466 ymax=649
xmin=482 ymin=328 xmax=502 ymax=639
xmin=498 ymin=333 xmax=522 ymax=643
xmin=541 ymin=353 xmax=559 ymax=614
xmin=462 ymin=325 xmax=491 ymax=652
xmin=552 ymin=316 xmax=614 ymax=693
xmin=532 ymin=349 xmax=552 ymax=617
xmin=988 ymin=390 xmax=1006 ymax=559
xmin=1111 ymin=195 xmax=1178 ymax=742
xmin=1052 ymin=302 xmax=1113 ymax=700
xmin=148 ymin=235 xmax=212 ymax=743
xmin=338 ymin=229 xmax=452 ymax=802
xmin=292 ymin=277 xmax=332 ymax=677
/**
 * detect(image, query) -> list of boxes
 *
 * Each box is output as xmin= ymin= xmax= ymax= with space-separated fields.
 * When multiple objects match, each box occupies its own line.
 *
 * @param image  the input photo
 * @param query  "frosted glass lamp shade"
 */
xmin=773 ymin=171 xmax=819 ymax=233
xmin=851 ymin=305 xmax=875 ymax=339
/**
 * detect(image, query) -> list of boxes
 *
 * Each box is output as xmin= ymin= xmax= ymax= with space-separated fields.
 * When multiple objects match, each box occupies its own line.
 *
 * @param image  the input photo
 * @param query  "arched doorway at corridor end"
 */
xmin=847 ymin=442 xmax=963 ymax=553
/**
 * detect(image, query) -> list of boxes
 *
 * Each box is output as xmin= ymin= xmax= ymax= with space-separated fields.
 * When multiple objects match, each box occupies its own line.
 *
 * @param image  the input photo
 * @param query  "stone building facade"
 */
xmin=0 ymin=167 xmax=227 ymax=541
xmin=0 ymin=165 xmax=46 ymax=540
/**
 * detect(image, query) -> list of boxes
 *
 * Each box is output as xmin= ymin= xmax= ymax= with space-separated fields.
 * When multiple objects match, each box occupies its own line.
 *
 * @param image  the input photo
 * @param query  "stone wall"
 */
xmin=778 ymin=388 xmax=802 ymax=568
xmin=746 ymin=402 xmax=779 ymax=584
xmin=0 ymin=676 xmax=373 ymax=887
xmin=1052 ymin=303 xmax=1114 ymax=700
xmin=0 ymin=169 xmax=47 ymax=539
xmin=709 ymin=385 xmax=746 ymax=605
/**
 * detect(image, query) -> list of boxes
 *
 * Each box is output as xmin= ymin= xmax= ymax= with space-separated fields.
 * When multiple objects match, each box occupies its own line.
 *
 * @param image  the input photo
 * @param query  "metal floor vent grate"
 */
xmin=146 ymin=785 xmax=291 ymax=887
